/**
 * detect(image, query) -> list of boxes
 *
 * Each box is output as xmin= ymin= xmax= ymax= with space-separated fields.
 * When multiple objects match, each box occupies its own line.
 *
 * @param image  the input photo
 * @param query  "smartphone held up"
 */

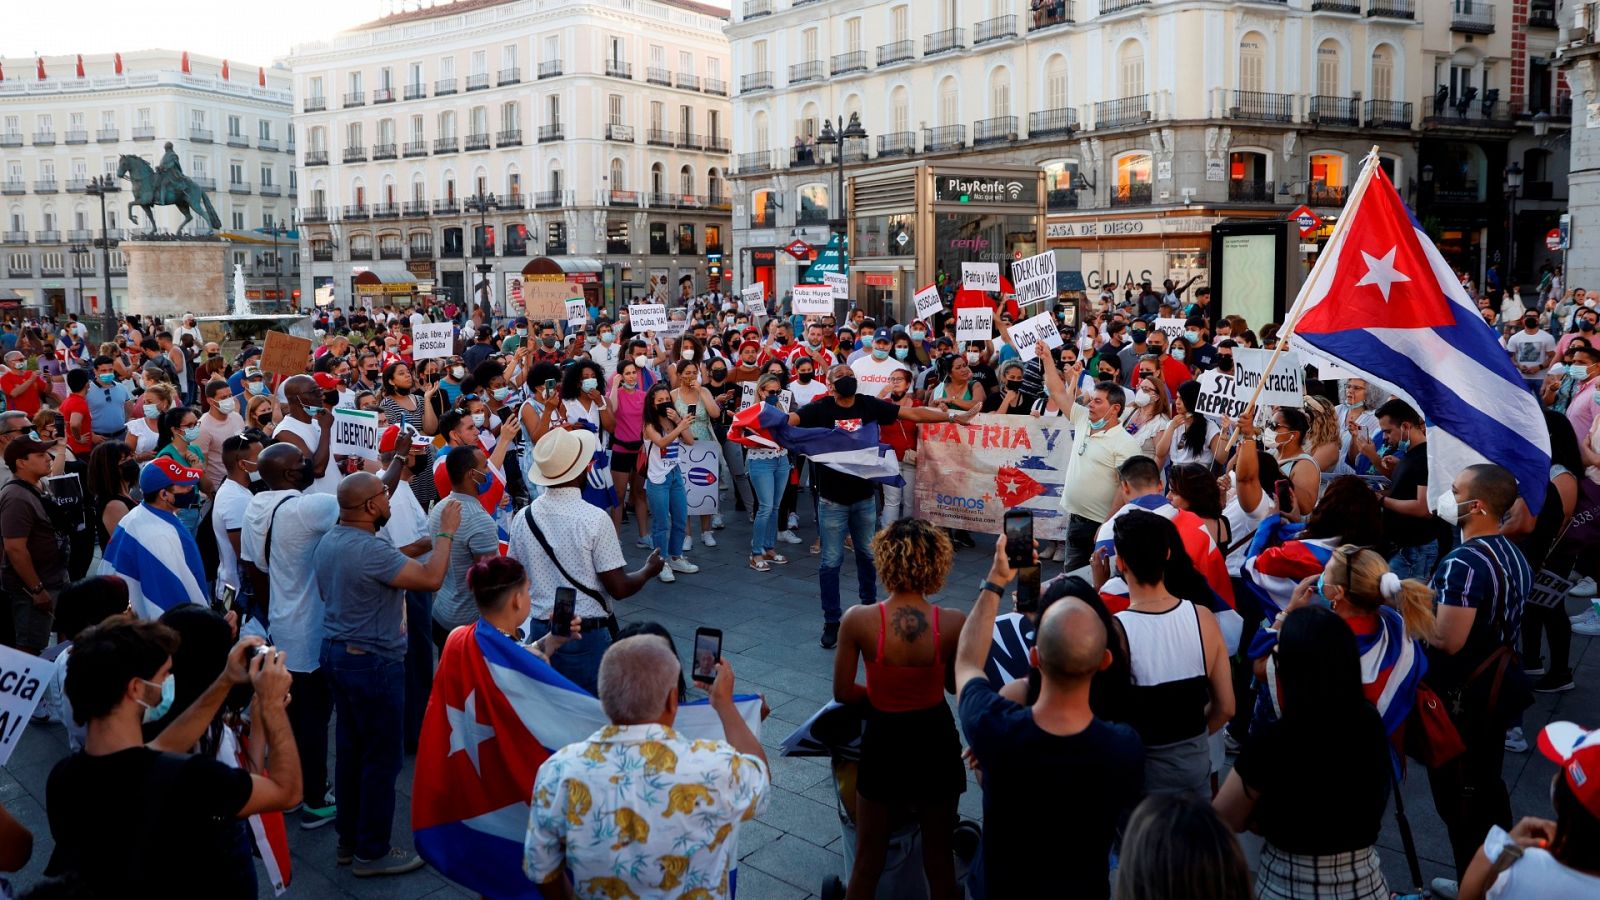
xmin=1003 ymin=510 xmax=1041 ymax=612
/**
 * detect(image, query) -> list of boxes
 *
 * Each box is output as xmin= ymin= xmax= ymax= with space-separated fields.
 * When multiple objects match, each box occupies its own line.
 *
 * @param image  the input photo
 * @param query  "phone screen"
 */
xmin=219 ymin=583 xmax=238 ymax=613
xmin=1004 ymin=510 xmax=1041 ymax=612
xmin=551 ymin=588 xmax=576 ymax=637
xmin=545 ymin=378 xmax=557 ymax=392
xmin=692 ymin=628 xmax=722 ymax=684
xmin=1274 ymin=479 xmax=1294 ymax=511
xmin=686 ymin=404 xmax=698 ymax=417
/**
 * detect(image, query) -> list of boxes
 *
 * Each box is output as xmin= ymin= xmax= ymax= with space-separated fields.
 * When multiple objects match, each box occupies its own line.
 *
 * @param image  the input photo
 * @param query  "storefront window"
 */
xmin=798 ymin=183 xmax=830 ymax=226
xmin=1043 ymin=160 xmax=1080 ymax=211
xmin=607 ymin=219 xmax=631 ymax=255
xmin=677 ymin=224 xmax=696 ymax=254
xmin=546 ymin=221 xmax=567 ymax=255
xmin=441 ymin=227 xmax=464 ymax=259
xmin=1309 ymin=152 xmax=1346 ymax=205
xmin=932 ymin=211 xmax=1036 ymax=271
xmin=1113 ymin=153 xmax=1152 ymax=206
xmin=855 ymin=213 xmax=914 ymax=258
xmin=751 ymin=189 xmax=777 ymax=228
xmin=505 ymin=224 xmax=527 ymax=256
xmin=650 ymin=222 xmax=669 ymax=255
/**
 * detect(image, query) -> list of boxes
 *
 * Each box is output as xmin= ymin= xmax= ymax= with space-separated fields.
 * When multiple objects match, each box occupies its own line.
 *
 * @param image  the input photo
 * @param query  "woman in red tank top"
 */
xmin=832 ymin=518 xmax=968 ymax=900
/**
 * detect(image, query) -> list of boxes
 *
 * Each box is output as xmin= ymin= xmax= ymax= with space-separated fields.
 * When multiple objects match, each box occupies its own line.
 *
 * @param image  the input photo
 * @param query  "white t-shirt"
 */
xmin=1221 ymin=474 xmax=1276 ymax=570
xmin=1481 ymin=825 xmax=1600 ymax=898
xmin=850 ymin=355 xmax=910 ymax=399
xmin=1167 ymin=417 xmax=1220 ymax=469
xmin=240 ymin=489 xmax=340 ymax=672
xmin=210 ymin=478 xmax=254 ymax=602
xmin=125 ymin=417 xmax=159 ymax=455
xmin=1506 ymin=329 xmax=1556 ymax=375
xmin=379 ymin=478 xmax=427 ymax=550
xmin=272 ymin=416 xmax=340 ymax=495
xmin=789 ymin=378 xmax=829 ymax=407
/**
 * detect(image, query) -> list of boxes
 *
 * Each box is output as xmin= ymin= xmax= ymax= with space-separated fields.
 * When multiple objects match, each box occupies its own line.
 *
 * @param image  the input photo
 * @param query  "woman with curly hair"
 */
xmin=832 ymin=518 xmax=968 ymax=900
xmin=1303 ymin=395 xmax=1343 ymax=474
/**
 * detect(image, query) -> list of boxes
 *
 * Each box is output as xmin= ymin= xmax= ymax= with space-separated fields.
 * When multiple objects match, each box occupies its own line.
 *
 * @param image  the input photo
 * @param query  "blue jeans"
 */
xmin=526 ymin=618 xmax=613 ymax=696
xmin=1389 ymin=542 xmax=1440 ymax=583
xmin=819 ymin=497 xmax=879 ymax=625
xmin=747 ymin=454 xmax=791 ymax=555
xmin=321 ymin=641 xmax=405 ymax=861
xmin=647 ymin=467 xmax=687 ymax=558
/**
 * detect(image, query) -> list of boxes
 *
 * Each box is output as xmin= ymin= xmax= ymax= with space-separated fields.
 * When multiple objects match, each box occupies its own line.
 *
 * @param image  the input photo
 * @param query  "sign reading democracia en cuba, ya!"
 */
xmin=912 ymin=413 xmax=1069 ymax=540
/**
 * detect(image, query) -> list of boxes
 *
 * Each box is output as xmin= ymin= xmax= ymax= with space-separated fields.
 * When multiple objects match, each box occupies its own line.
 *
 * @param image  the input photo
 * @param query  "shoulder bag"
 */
xmin=521 ymin=505 xmax=620 ymax=639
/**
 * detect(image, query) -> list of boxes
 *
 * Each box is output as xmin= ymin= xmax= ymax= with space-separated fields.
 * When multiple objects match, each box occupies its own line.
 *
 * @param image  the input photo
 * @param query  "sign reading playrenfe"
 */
xmin=934 ymin=175 xmax=1038 ymax=205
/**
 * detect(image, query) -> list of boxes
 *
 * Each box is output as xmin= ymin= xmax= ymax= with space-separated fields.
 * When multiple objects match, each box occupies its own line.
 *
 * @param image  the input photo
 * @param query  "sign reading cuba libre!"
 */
xmin=935 ymin=174 xmax=1038 ymax=205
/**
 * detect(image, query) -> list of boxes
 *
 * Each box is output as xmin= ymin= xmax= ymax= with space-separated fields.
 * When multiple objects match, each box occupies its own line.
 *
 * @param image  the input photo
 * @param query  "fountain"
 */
xmin=193 ymin=263 xmax=315 ymax=352
xmin=232 ymin=264 xmax=251 ymax=317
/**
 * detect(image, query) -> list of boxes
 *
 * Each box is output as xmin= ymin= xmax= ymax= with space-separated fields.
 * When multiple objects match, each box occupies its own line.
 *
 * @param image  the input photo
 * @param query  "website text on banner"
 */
xmin=1011 ymin=314 xmax=1064 ymax=363
xmin=824 ymin=272 xmax=849 ymax=301
xmin=792 ymin=285 xmax=833 ymax=315
xmin=331 ymin=407 xmax=383 ymax=461
xmin=913 ymin=283 xmax=944 ymax=321
xmin=912 ymin=413 xmax=1068 ymax=540
xmin=962 ymin=262 xmax=1001 ymax=292
xmin=956 ymin=307 xmax=994 ymax=344
xmin=627 ymin=303 xmax=668 ymax=331
xmin=411 ymin=323 xmax=455 ymax=361
xmin=1010 ymin=251 xmax=1057 ymax=307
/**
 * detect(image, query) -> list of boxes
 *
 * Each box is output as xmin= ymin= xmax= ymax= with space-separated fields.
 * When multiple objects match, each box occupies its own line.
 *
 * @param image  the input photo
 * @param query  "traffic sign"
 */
xmin=1288 ymin=205 xmax=1322 ymax=238
xmin=1546 ymin=228 xmax=1564 ymax=252
xmin=783 ymin=239 xmax=812 ymax=260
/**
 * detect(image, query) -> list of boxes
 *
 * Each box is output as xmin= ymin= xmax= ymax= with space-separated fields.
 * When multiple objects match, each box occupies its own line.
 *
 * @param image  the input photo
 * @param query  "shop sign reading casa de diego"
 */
xmin=1046 ymin=216 xmax=1223 ymax=239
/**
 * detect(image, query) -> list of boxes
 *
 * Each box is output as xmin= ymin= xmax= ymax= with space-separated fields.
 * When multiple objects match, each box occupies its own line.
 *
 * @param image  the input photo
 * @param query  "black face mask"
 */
xmin=710 ymin=369 xmax=727 ymax=381
xmin=1216 ymin=357 xmax=1235 ymax=373
xmin=796 ymin=372 xmax=814 ymax=384
xmin=1098 ymin=370 xmax=1115 ymax=380
xmin=1005 ymin=380 xmax=1022 ymax=388
xmin=833 ymin=376 xmax=858 ymax=399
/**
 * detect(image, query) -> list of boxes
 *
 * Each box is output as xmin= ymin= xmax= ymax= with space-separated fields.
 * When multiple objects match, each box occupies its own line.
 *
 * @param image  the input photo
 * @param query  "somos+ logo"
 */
xmin=935 ymin=493 xmax=987 ymax=511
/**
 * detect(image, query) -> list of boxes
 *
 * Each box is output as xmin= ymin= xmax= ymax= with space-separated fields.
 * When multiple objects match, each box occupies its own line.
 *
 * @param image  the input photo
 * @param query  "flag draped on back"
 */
xmin=1290 ymin=158 xmax=1550 ymax=513
xmin=412 ymin=622 xmax=761 ymax=898
xmin=729 ymin=402 xmax=903 ymax=485
xmin=103 ymin=504 xmax=209 ymax=619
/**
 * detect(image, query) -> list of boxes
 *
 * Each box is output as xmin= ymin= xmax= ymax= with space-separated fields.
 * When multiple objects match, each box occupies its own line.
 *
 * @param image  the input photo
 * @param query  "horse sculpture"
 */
xmin=117 ymin=154 xmax=221 ymax=236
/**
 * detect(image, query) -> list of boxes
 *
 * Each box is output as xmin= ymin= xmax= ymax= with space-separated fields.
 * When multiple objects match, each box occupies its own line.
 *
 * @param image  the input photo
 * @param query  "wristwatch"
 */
xmin=978 ymin=579 xmax=1007 ymax=596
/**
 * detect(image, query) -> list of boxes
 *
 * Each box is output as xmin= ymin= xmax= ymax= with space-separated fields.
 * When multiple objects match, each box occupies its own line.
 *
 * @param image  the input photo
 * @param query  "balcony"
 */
xmin=303 ymin=96 xmax=326 ymax=113
xmin=973 ymin=116 xmax=1018 ymax=145
xmin=647 ymin=66 xmax=672 ymax=86
xmin=261 ymin=184 xmax=281 ymax=197
xmin=674 ymin=72 xmax=701 ymax=91
xmin=1308 ymin=183 xmax=1347 ymax=206
xmin=373 ymin=143 xmax=398 ymax=160
xmin=465 ymin=133 xmax=491 ymax=151
xmin=1227 ymin=179 xmax=1275 ymax=203
xmin=373 ymin=87 xmax=395 ymax=104
xmin=433 ymin=198 xmax=460 ymax=214
xmin=877 ymin=40 xmax=915 ymax=66
xmin=737 ymin=150 xmax=773 ymax=174
xmin=94 ymin=127 xmax=118 ymax=143
xmin=192 ymin=176 xmax=216 ymax=191
xmin=538 ymin=60 xmax=562 ymax=79
xmin=7 ymin=259 xmax=31 ymax=276
xmin=606 ymin=190 xmax=641 ymax=207
xmin=404 ymin=83 xmax=427 ymax=100
xmin=706 ymin=135 xmax=731 ymax=153
xmin=975 ymin=15 xmax=1017 ymax=44
xmin=311 ymin=249 xmax=334 ymax=262
xmin=878 ymin=130 xmax=917 ymax=157
xmin=31 ymin=131 xmax=55 ymax=146
xmin=433 ymin=136 xmax=459 ymax=154
xmin=533 ymin=190 xmax=570 ymax=209
xmin=704 ymin=77 xmax=728 ymax=96
xmin=401 ymin=201 xmax=429 ymax=217
xmin=1311 ymin=0 xmax=1359 ymax=11
xmin=500 ymin=193 xmax=526 ymax=211
xmin=1422 ymin=91 xmax=1514 ymax=129
xmin=1095 ymin=95 xmax=1150 ymax=128
xmin=40 ymin=258 xmax=64 ymax=275
xmin=791 ymin=143 xmax=832 ymax=167
xmin=789 ymin=60 xmax=825 ymax=84
xmin=1529 ymin=3 xmax=1557 ymax=28
xmin=379 ymin=245 xmax=404 ymax=260
xmin=1029 ymin=1 xmax=1076 ymax=29
xmin=830 ymin=51 xmax=868 ymax=76
xmin=65 ymin=129 xmax=88 ymax=144
xmin=1451 ymin=4 xmax=1493 ymax=34
xmin=1109 ymin=183 xmax=1153 ymax=208
xmin=498 ymin=67 xmax=521 ymax=86
xmin=349 ymin=248 xmax=373 ymax=261
xmin=258 ymin=137 xmax=278 ymax=151
xmin=372 ymin=203 xmax=400 ymax=219
xmin=606 ymin=123 xmax=635 ymax=142
xmin=466 ymin=73 xmax=490 ymax=91
xmin=189 ymin=127 xmax=213 ymax=143
xmin=404 ymin=140 xmax=428 ymax=157
xmin=1309 ymin=95 xmax=1359 ymax=126
xmin=36 ymin=229 xmax=62 ymax=243
xmin=1101 ymin=0 xmax=1150 ymax=12
xmin=66 ymin=178 xmax=88 ymax=193
xmin=435 ymin=77 xmax=457 ymax=95
xmin=0 ymin=180 xmax=22 ymax=195
xmin=924 ymin=27 xmax=965 ymax=56
xmin=343 ymin=147 xmax=368 ymax=163
xmin=229 ymin=181 xmax=252 ymax=195
xmin=34 ymin=179 xmax=59 ymax=194
xmin=0 ymin=132 xmax=19 ymax=148
xmin=744 ymin=0 xmax=772 ymax=16
xmin=1029 ymin=107 xmax=1078 ymax=138
xmin=740 ymin=71 xmax=773 ymax=93
xmin=2 ymin=231 xmax=27 ymax=244
xmin=408 ymin=241 xmax=433 ymax=258
xmin=537 ymin=124 xmax=564 ymax=142
xmin=343 ymin=91 xmax=365 ymax=108
xmin=489 ymin=129 xmax=519 ymax=147
xmin=678 ymin=133 xmax=704 ymax=150
xmin=344 ymin=204 xmax=370 ymax=220
xmin=708 ymin=195 xmax=731 ymax=211
xmin=1230 ymin=90 xmax=1294 ymax=123
xmin=605 ymin=60 xmax=633 ymax=80
xmin=1367 ymin=0 xmax=1414 ymax=17
xmin=1047 ymin=188 xmax=1079 ymax=211
xmin=304 ymin=150 xmax=329 ymax=166
xmin=132 ymin=126 xmax=156 ymax=141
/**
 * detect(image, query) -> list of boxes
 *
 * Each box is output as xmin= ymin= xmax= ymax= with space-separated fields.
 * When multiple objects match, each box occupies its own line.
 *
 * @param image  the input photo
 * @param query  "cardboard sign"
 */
xmin=331 ymin=407 xmax=382 ymax=461
xmin=0 ymin=643 xmax=47 ymax=766
xmin=792 ymin=285 xmax=833 ymax=315
xmin=1153 ymin=317 xmax=1187 ymax=342
xmin=1526 ymin=569 xmax=1576 ymax=609
xmin=955 ymin=307 xmax=994 ymax=343
xmin=411 ymin=322 xmax=455 ymax=361
xmin=628 ymin=303 xmax=668 ymax=331
xmin=1010 ymin=251 xmax=1058 ymax=306
xmin=823 ymin=272 xmax=849 ymax=300
xmin=564 ymin=298 xmax=586 ymax=328
xmin=962 ymin=262 xmax=1000 ymax=292
xmin=259 ymin=331 xmax=313 ymax=377
xmin=912 ymin=283 xmax=944 ymax=321
xmin=525 ymin=282 xmax=580 ymax=319
xmin=1008 ymin=311 xmax=1064 ymax=362
xmin=740 ymin=284 xmax=765 ymax=314
xmin=1232 ymin=348 xmax=1304 ymax=410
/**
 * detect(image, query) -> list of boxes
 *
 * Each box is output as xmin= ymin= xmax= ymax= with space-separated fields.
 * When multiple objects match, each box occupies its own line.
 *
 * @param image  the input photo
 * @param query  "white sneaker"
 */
xmin=778 ymin=529 xmax=802 ymax=544
xmin=1505 ymin=726 xmax=1528 ymax=753
xmin=787 ymin=513 xmax=800 ymax=530
xmin=635 ymin=536 xmax=652 ymax=549
xmin=684 ymin=534 xmax=693 ymax=552
xmin=1573 ymin=605 xmax=1600 ymax=636
xmin=1572 ymin=576 xmax=1598 ymax=599
xmin=703 ymin=532 xmax=717 ymax=548
xmin=712 ymin=514 xmax=725 ymax=529
xmin=669 ymin=557 xmax=700 ymax=574
xmin=658 ymin=566 xmax=676 ymax=583
xmin=1571 ymin=605 xmax=1599 ymax=626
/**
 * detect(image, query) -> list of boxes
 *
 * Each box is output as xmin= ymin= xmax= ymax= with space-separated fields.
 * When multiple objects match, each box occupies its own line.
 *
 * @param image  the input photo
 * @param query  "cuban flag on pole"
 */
xmin=412 ymin=622 xmax=761 ymax=898
xmin=728 ymin=402 xmax=903 ymax=485
xmin=1290 ymin=153 xmax=1550 ymax=513
xmin=103 ymin=503 xmax=209 ymax=620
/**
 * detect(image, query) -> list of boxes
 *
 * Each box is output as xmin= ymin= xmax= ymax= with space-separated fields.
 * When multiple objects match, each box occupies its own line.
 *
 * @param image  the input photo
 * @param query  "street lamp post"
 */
xmin=84 ymin=174 xmax=120 ymax=338
xmin=815 ymin=112 xmax=866 ymax=315
xmin=465 ymin=191 xmax=499 ymax=321
xmin=266 ymin=222 xmax=290 ymax=311
xmin=69 ymin=243 xmax=89 ymax=314
xmin=1504 ymin=161 xmax=1523 ymax=290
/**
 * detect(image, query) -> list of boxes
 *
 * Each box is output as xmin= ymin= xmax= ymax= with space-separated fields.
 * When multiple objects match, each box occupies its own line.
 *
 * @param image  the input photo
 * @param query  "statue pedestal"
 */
xmin=122 ymin=240 xmax=228 ymax=319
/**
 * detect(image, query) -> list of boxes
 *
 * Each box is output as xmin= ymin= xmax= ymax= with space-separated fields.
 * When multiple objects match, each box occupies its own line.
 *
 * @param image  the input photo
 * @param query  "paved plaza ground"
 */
xmin=3 ymin=501 xmax=1597 ymax=899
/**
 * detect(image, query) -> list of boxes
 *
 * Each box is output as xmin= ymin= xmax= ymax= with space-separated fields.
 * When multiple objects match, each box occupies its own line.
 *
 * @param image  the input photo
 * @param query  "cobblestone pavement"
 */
xmin=3 ymin=499 xmax=1597 ymax=898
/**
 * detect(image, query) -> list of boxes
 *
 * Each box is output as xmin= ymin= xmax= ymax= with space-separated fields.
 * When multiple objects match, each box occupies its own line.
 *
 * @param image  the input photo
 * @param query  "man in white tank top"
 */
xmin=271 ymin=374 xmax=340 ymax=496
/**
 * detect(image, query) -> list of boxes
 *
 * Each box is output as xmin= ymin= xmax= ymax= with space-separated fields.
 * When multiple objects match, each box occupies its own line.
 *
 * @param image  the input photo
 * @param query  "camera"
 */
xmin=250 ymin=644 xmax=276 ymax=661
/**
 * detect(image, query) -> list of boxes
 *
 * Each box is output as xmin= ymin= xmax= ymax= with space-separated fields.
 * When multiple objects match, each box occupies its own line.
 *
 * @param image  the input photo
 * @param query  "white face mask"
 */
xmin=966 ymin=352 xmax=981 ymax=365
xmin=215 ymin=397 xmax=236 ymax=415
xmin=1434 ymin=490 xmax=1476 ymax=525
xmin=681 ymin=348 xmax=696 ymax=361
xmin=471 ymin=412 xmax=486 ymax=428
xmin=634 ymin=354 xmax=649 ymax=368
xmin=1131 ymin=391 xmax=1152 ymax=408
xmin=451 ymin=366 xmax=465 ymax=380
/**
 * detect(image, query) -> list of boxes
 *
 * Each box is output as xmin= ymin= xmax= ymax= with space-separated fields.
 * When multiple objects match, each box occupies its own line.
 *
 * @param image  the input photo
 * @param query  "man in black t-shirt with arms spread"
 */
xmin=790 ymin=363 xmax=970 ymax=648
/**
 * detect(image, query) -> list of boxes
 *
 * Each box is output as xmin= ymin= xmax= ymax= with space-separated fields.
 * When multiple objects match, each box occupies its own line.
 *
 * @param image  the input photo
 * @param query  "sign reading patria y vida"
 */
xmin=935 ymin=174 xmax=1038 ymax=205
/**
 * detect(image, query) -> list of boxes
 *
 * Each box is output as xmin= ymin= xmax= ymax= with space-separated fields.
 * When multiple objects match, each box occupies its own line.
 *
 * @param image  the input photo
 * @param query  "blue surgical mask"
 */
xmin=247 ymin=382 xmax=266 ymax=396
xmin=872 ymin=348 xmax=889 ymax=361
xmin=139 ymin=674 xmax=176 ymax=723
xmin=142 ymin=403 xmax=160 ymax=420
xmin=1184 ymin=330 xmax=1200 ymax=344
xmin=1088 ymin=417 xmax=1108 ymax=430
xmin=909 ymin=329 xmax=926 ymax=342
xmin=301 ymin=404 xmax=323 ymax=417
xmin=893 ymin=347 xmax=909 ymax=360
xmin=97 ymin=373 xmax=116 ymax=385
xmin=1313 ymin=574 xmax=1333 ymax=609
xmin=599 ymin=332 xmax=615 ymax=345
xmin=182 ymin=425 xmax=201 ymax=443
xmin=1171 ymin=349 xmax=1187 ymax=362
xmin=492 ymin=387 xmax=512 ymax=402
xmin=581 ymin=377 xmax=598 ymax=393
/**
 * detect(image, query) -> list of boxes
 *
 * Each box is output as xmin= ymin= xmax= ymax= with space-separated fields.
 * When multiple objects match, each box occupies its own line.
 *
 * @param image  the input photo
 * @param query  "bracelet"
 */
xmin=435 ymin=531 xmax=455 ymax=540
xmin=978 ymin=580 xmax=1007 ymax=596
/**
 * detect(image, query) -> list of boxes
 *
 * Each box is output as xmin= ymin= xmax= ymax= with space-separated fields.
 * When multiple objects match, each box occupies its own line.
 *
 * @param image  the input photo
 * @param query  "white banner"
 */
xmin=663 ymin=319 xmax=688 ymax=340
xmin=1192 ymin=369 xmax=1247 ymax=422
xmin=823 ymin=272 xmax=849 ymax=300
xmin=331 ymin=407 xmax=382 ymax=461
xmin=962 ymin=262 xmax=1000 ymax=292
xmin=792 ymin=285 xmax=833 ymax=315
xmin=1010 ymin=251 xmax=1057 ymax=306
xmin=1232 ymin=347 xmax=1304 ymax=410
xmin=0 ymin=644 xmax=45 ymax=766
xmin=411 ymin=323 xmax=455 ymax=361
xmin=1153 ymin=317 xmax=1188 ymax=342
xmin=629 ymin=303 xmax=668 ymax=331
xmin=679 ymin=441 xmax=723 ymax=516
xmin=912 ymin=283 xmax=944 ymax=322
xmin=955 ymin=307 xmax=994 ymax=343
xmin=1008 ymin=311 xmax=1064 ymax=362
xmin=564 ymin=298 xmax=586 ymax=329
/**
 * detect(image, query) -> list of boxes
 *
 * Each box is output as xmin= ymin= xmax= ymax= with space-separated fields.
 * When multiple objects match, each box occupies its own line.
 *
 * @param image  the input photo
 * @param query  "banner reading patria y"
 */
xmin=912 ymin=413 xmax=1070 ymax=539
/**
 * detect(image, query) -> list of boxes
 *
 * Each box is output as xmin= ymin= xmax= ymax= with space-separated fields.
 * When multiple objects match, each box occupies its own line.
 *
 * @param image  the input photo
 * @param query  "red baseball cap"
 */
xmin=1539 ymin=721 xmax=1600 ymax=817
xmin=377 ymin=424 xmax=402 ymax=454
xmin=312 ymin=372 xmax=341 ymax=391
xmin=739 ymin=338 xmax=762 ymax=354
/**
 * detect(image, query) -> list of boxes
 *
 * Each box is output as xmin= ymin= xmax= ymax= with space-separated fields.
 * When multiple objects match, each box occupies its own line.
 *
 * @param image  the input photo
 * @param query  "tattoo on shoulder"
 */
xmin=891 ymin=605 xmax=928 ymax=642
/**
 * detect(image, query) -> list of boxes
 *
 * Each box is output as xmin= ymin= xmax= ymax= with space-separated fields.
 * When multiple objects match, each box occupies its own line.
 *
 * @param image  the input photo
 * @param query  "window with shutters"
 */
xmin=1239 ymin=34 xmax=1265 ymax=92
xmin=610 ymin=158 xmax=625 ymax=190
xmin=891 ymin=6 xmax=908 ymax=42
xmin=939 ymin=77 xmax=959 ymax=127
xmin=989 ymin=68 xmax=1011 ymax=118
xmin=753 ymin=41 xmax=767 ymax=72
xmin=1317 ymin=40 xmax=1341 ymax=97
xmin=891 ymin=87 xmax=909 ymax=133
xmin=845 ymin=18 xmax=861 ymax=52
xmin=609 ymin=95 xmax=625 ymax=126
xmin=1370 ymin=45 xmax=1394 ymax=102
xmin=803 ymin=29 xmax=818 ymax=63
xmin=1045 ymin=55 xmax=1068 ymax=109
xmin=1118 ymin=41 xmax=1144 ymax=98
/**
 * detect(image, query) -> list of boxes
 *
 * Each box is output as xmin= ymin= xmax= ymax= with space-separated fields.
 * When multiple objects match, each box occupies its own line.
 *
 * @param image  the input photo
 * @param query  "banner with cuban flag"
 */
xmin=1288 ymin=153 xmax=1550 ymax=513
xmin=102 ymin=504 xmax=209 ymax=620
xmin=729 ymin=402 xmax=903 ymax=485
xmin=412 ymin=622 xmax=762 ymax=899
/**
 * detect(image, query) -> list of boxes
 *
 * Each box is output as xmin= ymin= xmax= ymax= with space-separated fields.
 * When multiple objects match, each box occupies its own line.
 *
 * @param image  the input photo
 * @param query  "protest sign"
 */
xmin=1526 ymin=568 xmax=1577 ymax=609
xmin=1010 ymin=251 xmax=1057 ymax=306
xmin=524 ymin=282 xmax=579 ymax=319
xmin=1153 ymin=317 xmax=1187 ymax=342
xmin=679 ymin=442 xmax=723 ymax=516
xmin=912 ymin=413 xmax=1069 ymax=540
xmin=564 ymin=298 xmax=586 ymax=329
xmin=955 ymin=307 xmax=994 ymax=343
xmin=792 ymin=285 xmax=833 ymax=315
xmin=663 ymin=318 xmax=688 ymax=340
xmin=739 ymin=382 xmax=757 ymax=409
xmin=1008 ymin=311 xmax=1064 ymax=362
xmin=259 ymin=332 xmax=313 ymax=377
xmin=628 ymin=303 xmax=668 ymax=331
xmin=823 ymin=272 xmax=849 ymax=301
xmin=411 ymin=322 xmax=455 ymax=361
xmin=1232 ymin=347 xmax=1304 ymax=409
xmin=331 ymin=407 xmax=382 ymax=461
xmin=912 ymin=283 xmax=944 ymax=321
xmin=962 ymin=262 xmax=1000 ymax=292
xmin=1192 ymin=369 xmax=1247 ymax=422
xmin=0 ymin=643 xmax=47 ymax=766
xmin=740 ymin=284 xmax=765 ymax=315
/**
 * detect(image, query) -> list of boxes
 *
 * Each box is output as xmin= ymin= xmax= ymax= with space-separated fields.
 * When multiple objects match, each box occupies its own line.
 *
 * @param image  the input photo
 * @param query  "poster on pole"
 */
xmin=823 ymin=272 xmax=849 ymax=301
xmin=258 ymin=332 xmax=313 ymax=377
xmin=792 ymin=285 xmax=833 ymax=315
xmin=1010 ymin=251 xmax=1057 ymax=306
xmin=411 ymin=323 xmax=455 ymax=361
xmin=1008 ymin=311 xmax=1064 ymax=362
xmin=912 ymin=283 xmax=944 ymax=322
xmin=955 ymin=307 xmax=994 ymax=343
xmin=564 ymin=298 xmax=586 ymax=329
xmin=628 ymin=303 xmax=668 ymax=331
xmin=962 ymin=262 xmax=1001 ymax=292
xmin=1232 ymin=347 xmax=1304 ymax=410
xmin=912 ymin=413 xmax=1068 ymax=540
xmin=1152 ymin=317 xmax=1187 ymax=342
xmin=331 ymin=407 xmax=382 ymax=461
xmin=0 ymin=643 xmax=45 ymax=766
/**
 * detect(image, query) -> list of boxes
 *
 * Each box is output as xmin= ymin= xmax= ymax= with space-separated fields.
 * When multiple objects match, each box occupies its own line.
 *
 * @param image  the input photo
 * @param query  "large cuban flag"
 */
xmin=1290 ymin=155 xmax=1550 ymax=513
xmin=102 ymin=503 xmax=209 ymax=620
xmin=728 ymin=402 xmax=903 ymax=485
xmin=412 ymin=622 xmax=762 ymax=899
